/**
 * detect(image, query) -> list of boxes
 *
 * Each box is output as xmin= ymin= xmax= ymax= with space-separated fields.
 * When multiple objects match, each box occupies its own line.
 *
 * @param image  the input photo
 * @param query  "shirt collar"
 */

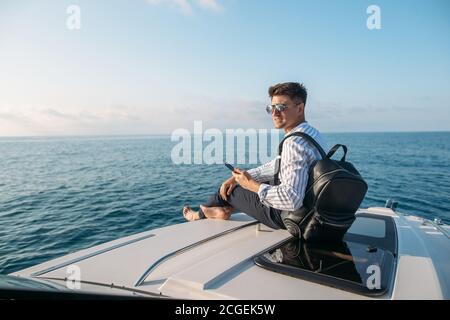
xmin=285 ymin=121 xmax=309 ymax=136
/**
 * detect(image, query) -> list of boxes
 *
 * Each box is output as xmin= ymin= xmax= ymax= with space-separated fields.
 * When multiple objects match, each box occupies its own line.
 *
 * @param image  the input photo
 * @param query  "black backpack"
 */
xmin=274 ymin=132 xmax=368 ymax=242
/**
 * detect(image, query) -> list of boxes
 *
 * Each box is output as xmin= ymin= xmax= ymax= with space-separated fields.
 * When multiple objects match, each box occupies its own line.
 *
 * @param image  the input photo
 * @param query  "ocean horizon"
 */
xmin=0 ymin=129 xmax=449 ymax=139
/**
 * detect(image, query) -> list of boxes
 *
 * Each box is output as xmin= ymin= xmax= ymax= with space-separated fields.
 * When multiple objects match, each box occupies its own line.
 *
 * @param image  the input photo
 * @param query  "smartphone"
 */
xmin=224 ymin=162 xmax=235 ymax=172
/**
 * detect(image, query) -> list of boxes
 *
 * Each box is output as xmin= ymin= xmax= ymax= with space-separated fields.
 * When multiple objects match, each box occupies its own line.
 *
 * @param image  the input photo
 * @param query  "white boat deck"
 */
xmin=11 ymin=208 xmax=450 ymax=299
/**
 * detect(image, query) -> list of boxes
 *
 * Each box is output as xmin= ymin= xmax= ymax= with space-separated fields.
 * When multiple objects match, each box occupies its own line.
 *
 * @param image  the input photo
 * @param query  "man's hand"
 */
xmin=220 ymin=176 xmax=237 ymax=201
xmin=232 ymin=168 xmax=261 ymax=193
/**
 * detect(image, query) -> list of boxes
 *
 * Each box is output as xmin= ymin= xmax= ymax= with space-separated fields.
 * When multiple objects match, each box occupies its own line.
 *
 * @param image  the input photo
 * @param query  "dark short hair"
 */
xmin=268 ymin=82 xmax=307 ymax=104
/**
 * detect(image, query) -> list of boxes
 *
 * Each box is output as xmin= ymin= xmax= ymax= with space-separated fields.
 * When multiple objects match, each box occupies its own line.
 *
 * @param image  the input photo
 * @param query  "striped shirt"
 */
xmin=247 ymin=121 xmax=326 ymax=211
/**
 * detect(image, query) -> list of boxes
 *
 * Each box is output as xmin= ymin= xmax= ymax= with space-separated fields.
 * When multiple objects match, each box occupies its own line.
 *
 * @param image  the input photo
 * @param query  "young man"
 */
xmin=183 ymin=82 xmax=326 ymax=230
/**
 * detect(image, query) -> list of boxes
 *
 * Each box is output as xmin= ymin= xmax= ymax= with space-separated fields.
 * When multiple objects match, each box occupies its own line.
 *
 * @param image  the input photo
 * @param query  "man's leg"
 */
xmin=200 ymin=186 xmax=285 ymax=230
xmin=198 ymin=189 xmax=233 ymax=219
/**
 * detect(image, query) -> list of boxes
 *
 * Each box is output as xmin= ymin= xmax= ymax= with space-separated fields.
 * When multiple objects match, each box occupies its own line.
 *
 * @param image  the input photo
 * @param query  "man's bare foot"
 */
xmin=199 ymin=205 xmax=233 ymax=220
xmin=183 ymin=205 xmax=201 ymax=222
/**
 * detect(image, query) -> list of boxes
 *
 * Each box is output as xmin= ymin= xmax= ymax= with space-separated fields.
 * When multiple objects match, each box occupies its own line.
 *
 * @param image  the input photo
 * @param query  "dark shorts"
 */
xmin=199 ymin=186 xmax=286 ymax=230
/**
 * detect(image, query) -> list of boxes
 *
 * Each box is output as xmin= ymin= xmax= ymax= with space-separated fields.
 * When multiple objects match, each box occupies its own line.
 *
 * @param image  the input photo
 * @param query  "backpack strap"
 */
xmin=326 ymin=144 xmax=347 ymax=162
xmin=273 ymin=132 xmax=326 ymax=185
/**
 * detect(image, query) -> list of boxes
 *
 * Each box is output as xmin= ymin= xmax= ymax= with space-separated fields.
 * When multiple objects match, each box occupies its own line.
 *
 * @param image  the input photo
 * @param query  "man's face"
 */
xmin=270 ymin=95 xmax=304 ymax=130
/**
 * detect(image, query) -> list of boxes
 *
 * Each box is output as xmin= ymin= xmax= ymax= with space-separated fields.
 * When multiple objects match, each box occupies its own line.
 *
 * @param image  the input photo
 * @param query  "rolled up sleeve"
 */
xmin=247 ymin=158 xmax=277 ymax=183
xmin=257 ymin=139 xmax=311 ymax=211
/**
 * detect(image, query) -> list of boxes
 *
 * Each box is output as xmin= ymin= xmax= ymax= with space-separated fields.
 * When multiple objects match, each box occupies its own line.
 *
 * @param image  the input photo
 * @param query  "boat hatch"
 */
xmin=254 ymin=213 xmax=397 ymax=297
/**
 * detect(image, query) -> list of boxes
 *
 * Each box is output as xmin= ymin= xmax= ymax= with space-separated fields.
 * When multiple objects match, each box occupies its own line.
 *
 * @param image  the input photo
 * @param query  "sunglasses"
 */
xmin=266 ymin=104 xmax=289 ymax=114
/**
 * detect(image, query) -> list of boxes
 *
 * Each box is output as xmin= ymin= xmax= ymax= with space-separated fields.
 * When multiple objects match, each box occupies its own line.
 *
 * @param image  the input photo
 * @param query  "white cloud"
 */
xmin=146 ymin=0 xmax=223 ymax=15
xmin=0 ymin=96 xmax=271 ymax=136
xmin=195 ymin=0 xmax=223 ymax=12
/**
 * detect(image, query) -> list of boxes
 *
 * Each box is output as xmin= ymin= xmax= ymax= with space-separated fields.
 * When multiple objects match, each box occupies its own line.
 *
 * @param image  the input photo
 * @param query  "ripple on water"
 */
xmin=1 ymin=133 xmax=449 ymax=274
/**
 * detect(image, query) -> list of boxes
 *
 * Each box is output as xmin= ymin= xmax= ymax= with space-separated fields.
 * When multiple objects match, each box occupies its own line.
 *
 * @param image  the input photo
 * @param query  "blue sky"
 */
xmin=0 ymin=0 xmax=449 ymax=136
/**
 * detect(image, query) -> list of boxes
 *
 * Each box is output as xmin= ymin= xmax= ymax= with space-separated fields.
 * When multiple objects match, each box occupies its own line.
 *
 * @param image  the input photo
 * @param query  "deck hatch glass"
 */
xmin=254 ymin=213 xmax=397 ymax=296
